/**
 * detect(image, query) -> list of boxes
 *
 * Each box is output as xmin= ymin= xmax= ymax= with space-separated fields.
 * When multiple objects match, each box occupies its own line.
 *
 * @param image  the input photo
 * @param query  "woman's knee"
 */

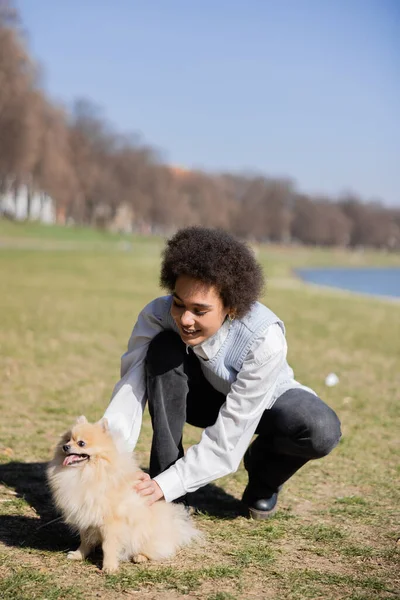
xmin=146 ymin=330 xmax=185 ymax=376
xmin=272 ymin=389 xmax=342 ymax=459
xmin=308 ymin=408 xmax=342 ymax=458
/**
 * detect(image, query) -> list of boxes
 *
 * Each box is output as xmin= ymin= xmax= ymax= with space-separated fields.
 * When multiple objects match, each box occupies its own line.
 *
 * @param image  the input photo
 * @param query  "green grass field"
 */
xmin=1 ymin=221 xmax=399 ymax=600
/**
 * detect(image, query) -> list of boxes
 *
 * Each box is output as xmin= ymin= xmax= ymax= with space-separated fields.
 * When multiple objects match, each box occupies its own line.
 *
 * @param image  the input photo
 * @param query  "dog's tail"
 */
xmin=171 ymin=503 xmax=202 ymax=548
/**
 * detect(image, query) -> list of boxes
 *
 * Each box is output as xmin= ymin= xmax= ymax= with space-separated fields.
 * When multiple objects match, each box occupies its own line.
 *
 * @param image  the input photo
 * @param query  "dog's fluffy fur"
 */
xmin=47 ymin=416 xmax=199 ymax=573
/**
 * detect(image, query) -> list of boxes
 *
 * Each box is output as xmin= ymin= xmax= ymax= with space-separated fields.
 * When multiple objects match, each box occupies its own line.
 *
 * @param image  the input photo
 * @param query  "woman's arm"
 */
xmin=103 ymin=296 xmax=168 ymax=449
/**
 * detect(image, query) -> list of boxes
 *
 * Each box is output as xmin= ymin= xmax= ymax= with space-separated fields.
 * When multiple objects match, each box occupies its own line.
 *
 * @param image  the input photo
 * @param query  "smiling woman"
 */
xmin=103 ymin=227 xmax=341 ymax=519
xmin=171 ymin=276 xmax=229 ymax=345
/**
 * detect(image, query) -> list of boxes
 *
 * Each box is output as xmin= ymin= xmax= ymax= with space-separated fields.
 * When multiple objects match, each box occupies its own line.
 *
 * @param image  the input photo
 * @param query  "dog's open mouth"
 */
xmin=63 ymin=453 xmax=90 ymax=467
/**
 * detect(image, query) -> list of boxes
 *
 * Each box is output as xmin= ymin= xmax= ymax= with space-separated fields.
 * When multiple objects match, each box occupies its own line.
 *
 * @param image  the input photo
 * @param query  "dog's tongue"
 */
xmin=63 ymin=455 xmax=79 ymax=466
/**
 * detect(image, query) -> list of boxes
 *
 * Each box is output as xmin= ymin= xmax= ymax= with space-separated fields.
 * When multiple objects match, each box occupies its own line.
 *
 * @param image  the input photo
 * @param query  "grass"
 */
xmin=105 ymin=565 xmax=241 ymax=593
xmin=0 ymin=220 xmax=399 ymax=599
xmin=0 ymin=567 xmax=85 ymax=600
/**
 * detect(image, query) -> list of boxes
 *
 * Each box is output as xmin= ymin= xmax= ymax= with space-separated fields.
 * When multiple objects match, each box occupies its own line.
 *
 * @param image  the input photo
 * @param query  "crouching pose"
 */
xmin=104 ymin=227 xmax=341 ymax=519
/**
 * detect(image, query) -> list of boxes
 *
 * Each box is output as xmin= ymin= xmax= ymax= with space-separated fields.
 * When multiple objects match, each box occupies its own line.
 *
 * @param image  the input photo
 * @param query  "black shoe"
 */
xmin=242 ymin=486 xmax=279 ymax=520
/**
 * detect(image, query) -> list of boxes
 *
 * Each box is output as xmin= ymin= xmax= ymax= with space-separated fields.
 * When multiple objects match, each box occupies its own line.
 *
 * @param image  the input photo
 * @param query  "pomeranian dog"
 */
xmin=47 ymin=416 xmax=199 ymax=573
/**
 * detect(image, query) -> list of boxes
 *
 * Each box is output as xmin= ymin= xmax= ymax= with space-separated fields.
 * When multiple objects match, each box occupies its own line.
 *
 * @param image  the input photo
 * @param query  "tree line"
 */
xmin=1 ymin=1 xmax=399 ymax=248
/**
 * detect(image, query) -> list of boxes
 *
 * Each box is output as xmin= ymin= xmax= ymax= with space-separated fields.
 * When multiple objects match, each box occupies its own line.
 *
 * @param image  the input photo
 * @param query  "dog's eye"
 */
xmin=77 ymin=440 xmax=86 ymax=448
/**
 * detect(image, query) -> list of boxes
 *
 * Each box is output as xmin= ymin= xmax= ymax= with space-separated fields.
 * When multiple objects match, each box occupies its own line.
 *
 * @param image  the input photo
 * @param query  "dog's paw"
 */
xmin=103 ymin=563 xmax=119 ymax=574
xmin=67 ymin=550 xmax=84 ymax=561
xmin=132 ymin=553 xmax=149 ymax=564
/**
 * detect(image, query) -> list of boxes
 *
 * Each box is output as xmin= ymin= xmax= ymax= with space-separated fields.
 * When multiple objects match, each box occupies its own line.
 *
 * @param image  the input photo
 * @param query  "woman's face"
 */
xmin=171 ymin=275 xmax=230 ymax=346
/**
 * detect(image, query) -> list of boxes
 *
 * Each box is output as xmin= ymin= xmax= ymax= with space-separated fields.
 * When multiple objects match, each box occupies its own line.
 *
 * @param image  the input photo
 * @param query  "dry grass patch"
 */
xmin=1 ymin=227 xmax=399 ymax=599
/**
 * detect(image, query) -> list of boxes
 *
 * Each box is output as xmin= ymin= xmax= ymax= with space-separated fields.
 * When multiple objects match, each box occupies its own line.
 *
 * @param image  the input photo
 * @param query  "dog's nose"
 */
xmin=63 ymin=444 xmax=71 ymax=452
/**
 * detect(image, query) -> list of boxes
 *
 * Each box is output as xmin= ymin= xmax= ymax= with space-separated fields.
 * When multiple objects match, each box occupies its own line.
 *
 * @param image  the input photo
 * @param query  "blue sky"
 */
xmin=17 ymin=0 xmax=400 ymax=205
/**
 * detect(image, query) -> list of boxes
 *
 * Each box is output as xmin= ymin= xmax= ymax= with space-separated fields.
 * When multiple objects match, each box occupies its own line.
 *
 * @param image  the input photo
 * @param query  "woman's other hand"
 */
xmin=134 ymin=471 xmax=164 ymax=505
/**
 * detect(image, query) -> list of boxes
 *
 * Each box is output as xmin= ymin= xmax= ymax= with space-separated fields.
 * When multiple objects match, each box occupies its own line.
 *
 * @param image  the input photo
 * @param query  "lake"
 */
xmin=295 ymin=267 xmax=400 ymax=299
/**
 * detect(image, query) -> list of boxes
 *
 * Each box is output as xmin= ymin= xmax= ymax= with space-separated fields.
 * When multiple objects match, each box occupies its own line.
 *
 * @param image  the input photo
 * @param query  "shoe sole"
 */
xmin=248 ymin=505 xmax=277 ymax=520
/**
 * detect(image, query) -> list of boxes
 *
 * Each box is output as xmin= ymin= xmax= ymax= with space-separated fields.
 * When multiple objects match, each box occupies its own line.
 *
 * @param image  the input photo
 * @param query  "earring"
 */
xmin=228 ymin=313 xmax=236 ymax=322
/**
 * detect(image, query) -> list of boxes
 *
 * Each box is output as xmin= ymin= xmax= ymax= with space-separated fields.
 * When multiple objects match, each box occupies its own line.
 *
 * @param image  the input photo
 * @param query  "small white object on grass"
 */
xmin=325 ymin=373 xmax=339 ymax=387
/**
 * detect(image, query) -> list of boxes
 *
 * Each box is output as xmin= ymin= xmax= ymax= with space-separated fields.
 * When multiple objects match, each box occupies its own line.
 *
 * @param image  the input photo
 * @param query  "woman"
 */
xmin=104 ymin=227 xmax=341 ymax=519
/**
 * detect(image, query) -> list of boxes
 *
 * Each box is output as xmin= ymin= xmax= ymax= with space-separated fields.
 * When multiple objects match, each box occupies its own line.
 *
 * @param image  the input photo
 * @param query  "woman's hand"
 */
xmin=134 ymin=471 xmax=164 ymax=505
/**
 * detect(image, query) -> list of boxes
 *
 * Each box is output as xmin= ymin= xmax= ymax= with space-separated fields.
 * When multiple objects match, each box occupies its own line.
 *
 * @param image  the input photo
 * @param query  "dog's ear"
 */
xmin=76 ymin=415 xmax=88 ymax=425
xmin=98 ymin=418 xmax=109 ymax=433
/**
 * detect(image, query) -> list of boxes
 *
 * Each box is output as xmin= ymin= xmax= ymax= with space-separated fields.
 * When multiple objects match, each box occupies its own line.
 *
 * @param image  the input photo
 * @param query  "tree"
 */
xmin=0 ymin=1 xmax=40 ymax=198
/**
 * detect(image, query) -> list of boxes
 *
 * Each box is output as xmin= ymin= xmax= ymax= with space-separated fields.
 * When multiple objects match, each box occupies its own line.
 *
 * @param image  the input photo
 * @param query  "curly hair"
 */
xmin=160 ymin=227 xmax=265 ymax=318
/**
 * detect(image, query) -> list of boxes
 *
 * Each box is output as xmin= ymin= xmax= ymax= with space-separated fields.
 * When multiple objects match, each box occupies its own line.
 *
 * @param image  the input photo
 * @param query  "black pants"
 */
xmin=146 ymin=331 xmax=341 ymax=499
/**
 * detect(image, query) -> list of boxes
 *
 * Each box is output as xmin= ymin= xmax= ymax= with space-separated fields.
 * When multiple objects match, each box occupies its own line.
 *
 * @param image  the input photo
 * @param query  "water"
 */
xmin=295 ymin=267 xmax=400 ymax=299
